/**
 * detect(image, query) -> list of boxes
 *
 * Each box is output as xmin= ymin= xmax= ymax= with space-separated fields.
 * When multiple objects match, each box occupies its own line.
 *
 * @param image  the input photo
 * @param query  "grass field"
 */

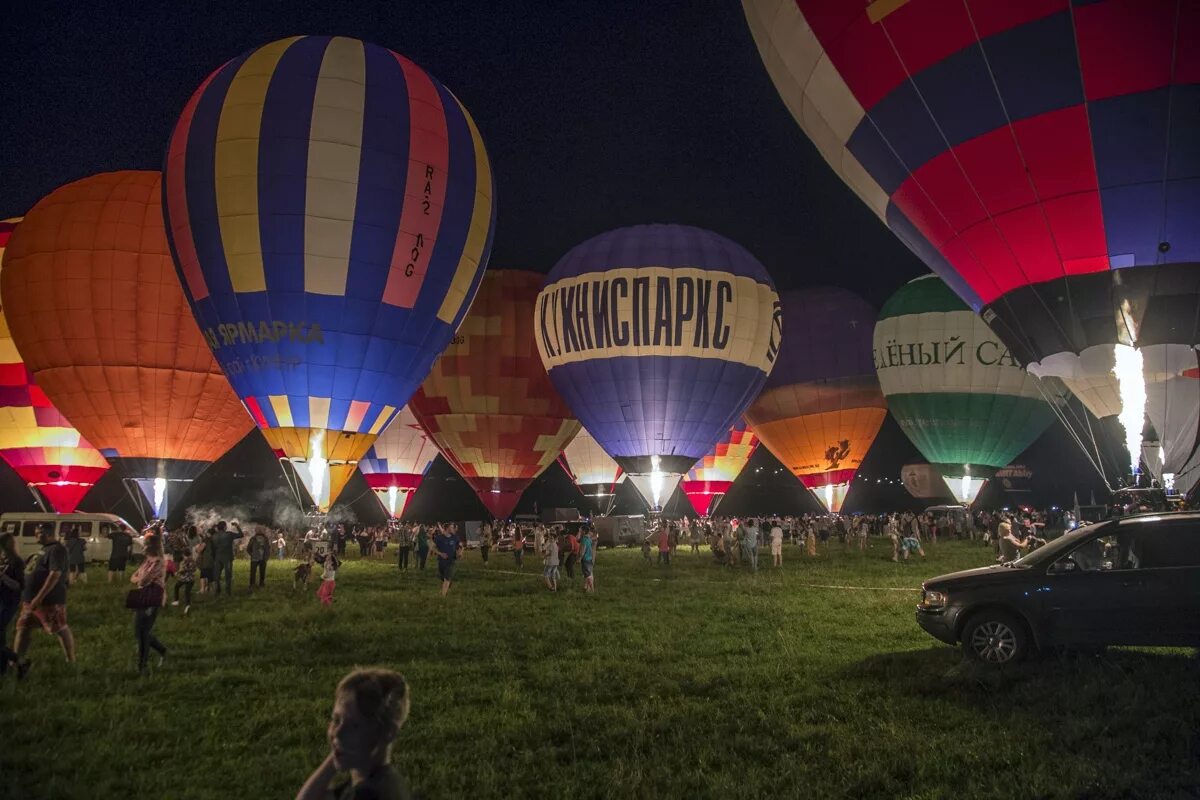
xmin=2 ymin=539 xmax=1198 ymax=799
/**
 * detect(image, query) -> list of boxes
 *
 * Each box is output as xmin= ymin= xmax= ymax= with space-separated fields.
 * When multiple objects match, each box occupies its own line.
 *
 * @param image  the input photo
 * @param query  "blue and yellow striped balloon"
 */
xmin=163 ymin=35 xmax=495 ymax=509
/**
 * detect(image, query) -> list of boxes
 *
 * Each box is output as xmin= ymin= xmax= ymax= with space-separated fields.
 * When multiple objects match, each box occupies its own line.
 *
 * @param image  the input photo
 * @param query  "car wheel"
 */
xmin=961 ymin=611 xmax=1029 ymax=665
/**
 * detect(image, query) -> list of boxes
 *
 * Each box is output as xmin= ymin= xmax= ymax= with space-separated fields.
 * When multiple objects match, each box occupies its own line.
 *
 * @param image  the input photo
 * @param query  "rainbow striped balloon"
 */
xmin=163 ymin=36 xmax=495 ymax=509
xmin=681 ymin=419 xmax=759 ymax=516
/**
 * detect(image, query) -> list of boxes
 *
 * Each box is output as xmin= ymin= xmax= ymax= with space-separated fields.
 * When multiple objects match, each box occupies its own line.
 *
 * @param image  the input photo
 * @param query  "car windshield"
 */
xmin=1009 ymin=520 xmax=1109 ymax=567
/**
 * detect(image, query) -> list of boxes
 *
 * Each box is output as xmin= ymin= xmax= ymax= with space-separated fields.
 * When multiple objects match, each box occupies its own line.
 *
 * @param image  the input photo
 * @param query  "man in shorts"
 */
xmin=580 ymin=527 xmax=596 ymax=593
xmin=433 ymin=523 xmax=462 ymax=597
xmin=107 ymin=525 xmax=133 ymax=582
xmin=13 ymin=523 xmax=75 ymax=675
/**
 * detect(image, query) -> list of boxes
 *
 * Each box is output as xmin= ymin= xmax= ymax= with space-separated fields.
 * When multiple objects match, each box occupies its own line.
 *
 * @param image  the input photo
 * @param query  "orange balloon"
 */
xmin=1 ymin=171 xmax=253 ymax=513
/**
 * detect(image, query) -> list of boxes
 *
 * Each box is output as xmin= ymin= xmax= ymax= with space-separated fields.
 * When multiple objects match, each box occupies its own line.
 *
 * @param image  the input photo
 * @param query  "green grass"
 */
xmin=2 ymin=540 xmax=1198 ymax=799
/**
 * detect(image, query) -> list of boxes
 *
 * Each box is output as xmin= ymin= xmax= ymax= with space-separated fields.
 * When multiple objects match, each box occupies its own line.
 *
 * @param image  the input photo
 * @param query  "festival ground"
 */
xmin=3 ymin=540 xmax=1197 ymax=799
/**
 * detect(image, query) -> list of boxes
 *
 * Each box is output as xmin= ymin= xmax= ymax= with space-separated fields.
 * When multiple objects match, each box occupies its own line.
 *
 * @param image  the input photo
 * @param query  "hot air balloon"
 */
xmin=900 ymin=463 xmax=952 ymax=501
xmin=357 ymin=405 xmax=438 ymax=519
xmin=0 ymin=219 xmax=109 ymax=512
xmin=681 ymin=420 xmax=758 ymax=516
xmin=163 ymin=36 xmax=495 ymax=511
xmin=408 ymin=270 xmax=579 ymax=519
xmin=744 ymin=287 xmax=885 ymax=512
xmin=744 ymin=0 xmax=1200 ymax=492
xmin=874 ymin=275 xmax=1056 ymax=504
xmin=560 ymin=427 xmax=624 ymax=515
xmin=1 ymin=172 xmax=253 ymax=519
xmin=537 ymin=225 xmax=782 ymax=512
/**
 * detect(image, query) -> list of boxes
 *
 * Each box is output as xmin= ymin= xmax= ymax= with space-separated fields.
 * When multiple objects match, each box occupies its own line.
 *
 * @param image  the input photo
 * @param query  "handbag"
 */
xmin=125 ymin=583 xmax=164 ymax=610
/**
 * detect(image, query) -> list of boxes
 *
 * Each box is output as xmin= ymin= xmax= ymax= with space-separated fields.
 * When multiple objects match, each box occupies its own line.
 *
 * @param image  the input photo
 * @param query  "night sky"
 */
xmin=0 ymin=2 xmax=1106 ymax=524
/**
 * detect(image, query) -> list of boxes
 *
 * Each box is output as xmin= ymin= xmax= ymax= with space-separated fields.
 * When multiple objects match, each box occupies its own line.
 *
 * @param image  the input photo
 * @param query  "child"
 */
xmin=640 ymin=534 xmax=651 ymax=564
xmin=316 ymin=551 xmax=340 ymax=607
xmin=296 ymin=668 xmax=411 ymax=800
xmin=294 ymin=544 xmax=314 ymax=589
xmin=171 ymin=549 xmax=196 ymax=615
xmin=275 ymin=531 xmax=287 ymax=561
xmin=512 ymin=527 xmax=526 ymax=571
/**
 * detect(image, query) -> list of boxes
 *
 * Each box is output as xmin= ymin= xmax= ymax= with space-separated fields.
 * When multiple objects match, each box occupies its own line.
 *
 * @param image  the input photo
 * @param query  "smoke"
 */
xmin=180 ymin=485 xmax=358 ymax=535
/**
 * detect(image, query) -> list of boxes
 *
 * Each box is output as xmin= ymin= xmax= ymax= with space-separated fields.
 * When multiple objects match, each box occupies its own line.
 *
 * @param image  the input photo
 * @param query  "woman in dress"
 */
xmin=130 ymin=535 xmax=168 ymax=673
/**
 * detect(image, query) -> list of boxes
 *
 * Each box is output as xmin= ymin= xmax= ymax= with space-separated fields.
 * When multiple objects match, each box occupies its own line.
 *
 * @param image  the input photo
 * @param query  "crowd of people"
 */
xmin=0 ymin=503 xmax=1072 ymax=681
xmin=0 ymin=501 xmax=1116 ymax=799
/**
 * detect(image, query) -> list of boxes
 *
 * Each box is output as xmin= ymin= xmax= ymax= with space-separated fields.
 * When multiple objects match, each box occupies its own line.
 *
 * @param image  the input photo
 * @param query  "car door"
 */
xmin=1124 ymin=521 xmax=1200 ymax=647
xmin=1042 ymin=532 xmax=1145 ymax=646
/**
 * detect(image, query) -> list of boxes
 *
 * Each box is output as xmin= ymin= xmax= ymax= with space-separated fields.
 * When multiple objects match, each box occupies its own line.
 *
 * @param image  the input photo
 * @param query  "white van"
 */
xmin=0 ymin=512 xmax=143 ymax=563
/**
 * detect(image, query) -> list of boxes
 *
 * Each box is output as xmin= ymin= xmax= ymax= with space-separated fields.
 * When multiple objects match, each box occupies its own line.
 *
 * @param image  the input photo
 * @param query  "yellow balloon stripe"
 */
xmin=436 ymin=95 xmax=494 ymax=324
xmin=214 ymin=36 xmax=299 ymax=293
xmin=304 ymin=37 xmax=367 ymax=297
xmin=308 ymin=396 xmax=331 ymax=431
xmin=269 ymin=395 xmax=294 ymax=428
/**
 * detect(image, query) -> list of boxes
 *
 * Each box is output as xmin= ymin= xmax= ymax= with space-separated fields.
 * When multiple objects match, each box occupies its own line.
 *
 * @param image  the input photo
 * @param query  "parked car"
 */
xmin=0 ymin=512 xmax=143 ymax=563
xmin=916 ymin=512 xmax=1200 ymax=664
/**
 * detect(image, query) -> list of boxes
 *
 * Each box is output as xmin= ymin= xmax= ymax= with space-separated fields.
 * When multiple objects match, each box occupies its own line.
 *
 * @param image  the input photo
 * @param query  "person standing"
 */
xmin=770 ymin=519 xmax=784 ymax=567
xmin=657 ymin=525 xmax=671 ymax=567
xmin=542 ymin=532 xmax=560 ymax=592
xmin=107 ymin=525 xmax=133 ymax=583
xmin=247 ymin=527 xmax=270 ymax=590
xmin=275 ymin=530 xmax=288 ymax=561
xmin=12 ymin=523 xmax=74 ymax=674
xmin=690 ymin=521 xmax=703 ymax=554
xmin=356 ymin=526 xmax=372 ymax=560
xmin=64 ymin=526 xmax=87 ymax=585
xmin=886 ymin=515 xmax=901 ymax=562
xmin=740 ymin=518 xmax=758 ymax=571
xmin=512 ymin=527 xmax=526 ymax=571
xmin=375 ymin=527 xmax=389 ymax=560
xmin=433 ymin=523 xmax=462 ymax=597
xmin=396 ymin=524 xmax=413 ymax=571
xmin=415 ymin=525 xmax=430 ymax=571
xmin=580 ymin=527 xmax=596 ymax=593
xmin=479 ymin=522 xmax=492 ymax=565
xmin=0 ymin=533 xmax=25 ymax=675
xmin=130 ymin=535 xmax=168 ymax=673
xmin=197 ymin=528 xmax=215 ymax=594
xmin=210 ymin=521 xmax=244 ymax=596
xmin=563 ymin=528 xmax=579 ymax=579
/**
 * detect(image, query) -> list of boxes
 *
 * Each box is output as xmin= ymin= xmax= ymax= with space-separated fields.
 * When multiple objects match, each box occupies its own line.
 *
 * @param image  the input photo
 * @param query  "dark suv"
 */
xmin=916 ymin=512 xmax=1200 ymax=663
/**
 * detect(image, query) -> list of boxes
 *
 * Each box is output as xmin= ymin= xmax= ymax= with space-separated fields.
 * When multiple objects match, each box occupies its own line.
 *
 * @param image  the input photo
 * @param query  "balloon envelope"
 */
xmin=1 ymin=172 xmax=253 ymax=517
xmin=0 ymin=218 xmax=109 ymax=512
xmin=163 ymin=35 xmax=495 ymax=510
xmin=874 ymin=275 xmax=1056 ymax=504
xmin=744 ymin=287 xmax=885 ymax=512
xmin=560 ymin=426 xmax=624 ymax=514
xmin=357 ymin=405 xmax=438 ymax=518
xmin=409 ymin=270 xmax=580 ymax=520
xmin=536 ymin=224 xmax=781 ymax=512
xmin=681 ymin=419 xmax=758 ymax=516
xmin=744 ymin=0 xmax=1200 ymax=485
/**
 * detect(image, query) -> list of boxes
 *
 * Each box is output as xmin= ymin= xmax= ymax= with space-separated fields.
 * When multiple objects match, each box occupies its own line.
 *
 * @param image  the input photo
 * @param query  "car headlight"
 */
xmin=919 ymin=589 xmax=948 ymax=609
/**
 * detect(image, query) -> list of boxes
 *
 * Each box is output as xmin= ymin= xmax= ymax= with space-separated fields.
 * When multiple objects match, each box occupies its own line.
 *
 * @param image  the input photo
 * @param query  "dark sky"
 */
xmin=0 ymin=2 xmax=1105 ymax=523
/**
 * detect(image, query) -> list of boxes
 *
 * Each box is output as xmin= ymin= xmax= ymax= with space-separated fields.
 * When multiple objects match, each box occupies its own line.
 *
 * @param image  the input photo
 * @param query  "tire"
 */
xmin=961 ymin=610 xmax=1029 ymax=665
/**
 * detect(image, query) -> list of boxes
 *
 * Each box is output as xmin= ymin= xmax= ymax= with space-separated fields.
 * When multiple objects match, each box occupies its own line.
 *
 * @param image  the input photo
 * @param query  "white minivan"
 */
xmin=0 ymin=512 xmax=143 ymax=563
